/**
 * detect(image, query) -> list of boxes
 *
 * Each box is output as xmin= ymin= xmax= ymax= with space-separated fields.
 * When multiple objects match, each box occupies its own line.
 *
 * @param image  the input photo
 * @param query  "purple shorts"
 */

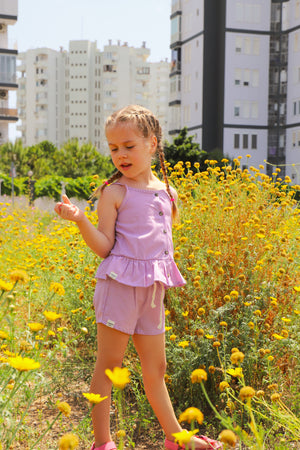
xmin=93 ymin=278 xmax=166 ymax=335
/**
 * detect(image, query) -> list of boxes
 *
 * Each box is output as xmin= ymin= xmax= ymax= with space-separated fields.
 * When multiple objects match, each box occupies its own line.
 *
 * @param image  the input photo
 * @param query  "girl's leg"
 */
xmin=90 ymin=324 xmax=130 ymax=447
xmin=132 ymin=333 xmax=216 ymax=449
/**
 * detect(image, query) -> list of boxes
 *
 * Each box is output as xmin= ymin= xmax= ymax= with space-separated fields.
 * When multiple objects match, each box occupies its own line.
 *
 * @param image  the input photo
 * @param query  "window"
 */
xmin=252 ymin=70 xmax=259 ymax=87
xmin=253 ymin=38 xmax=260 ymax=55
xmin=293 ymin=102 xmax=297 ymax=115
xmin=251 ymin=134 xmax=257 ymax=149
xmin=244 ymin=38 xmax=251 ymax=55
xmin=236 ymin=37 xmax=242 ymax=53
xmin=244 ymin=70 xmax=250 ymax=86
xmin=251 ymin=102 xmax=258 ymax=119
xmin=243 ymin=134 xmax=248 ymax=149
xmin=234 ymin=103 xmax=240 ymax=117
xmin=234 ymin=134 xmax=240 ymax=148
xmin=235 ymin=68 xmax=241 ymax=85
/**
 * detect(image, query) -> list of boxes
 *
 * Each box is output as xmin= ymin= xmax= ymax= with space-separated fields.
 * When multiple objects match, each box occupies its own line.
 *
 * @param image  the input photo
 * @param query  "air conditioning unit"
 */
xmin=0 ymin=90 xmax=8 ymax=100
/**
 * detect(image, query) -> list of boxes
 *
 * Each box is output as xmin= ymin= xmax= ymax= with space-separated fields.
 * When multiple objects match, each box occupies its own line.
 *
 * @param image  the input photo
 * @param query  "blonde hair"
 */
xmin=93 ymin=104 xmax=179 ymax=220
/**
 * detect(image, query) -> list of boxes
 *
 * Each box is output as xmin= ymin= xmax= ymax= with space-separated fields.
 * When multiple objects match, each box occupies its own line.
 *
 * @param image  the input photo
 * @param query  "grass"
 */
xmin=0 ymin=157 xmax=299 ymax=449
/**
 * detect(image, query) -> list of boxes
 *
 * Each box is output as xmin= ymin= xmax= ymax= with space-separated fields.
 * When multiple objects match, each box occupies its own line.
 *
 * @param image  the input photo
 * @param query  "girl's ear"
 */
xmin=150 ymin=134 xmax=158 ymax=154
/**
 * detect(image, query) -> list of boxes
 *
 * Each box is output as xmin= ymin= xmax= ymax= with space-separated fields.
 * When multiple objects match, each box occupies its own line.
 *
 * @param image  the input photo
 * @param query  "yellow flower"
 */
xmin=293 ymin=286 xmax=300 ymax=292
xmin=0 ymin=279 xmax=14 ymax=291
xmin=281 ymin=317 xmax=291 ymax=323
xmin=179 ymin=407 xmax=204 ymax=425
xmin=82 ymin=393 xmax=108 ymax=404
xmin=219 ymin=321 xmax=227 ymax=327
xmin=218 ymin=430 xmax=237 ymax=447
xmin=43 ymin=311 xmax=62 ymax=322
xmin=105 ymin=367 xmax=130 ymax=390
xmin=230 ymin=351 xmax=245 ymax=365
xmin=170 ymin=334 xmax=177 ymax=341
xmin=230 ymin=290 xmax=239 ymax=299
xmin=219 ymin=381 xmax=230 ymax=392
xmin=57 ymin=401 xmax=71 ymax=417
xmin=58 ymin=433 xmax=79 ymax=450
xmin=9 ymin=270 xmax=29 ymax=283
xmin=28 ymin=323 xmax=45 ymax=332
xmin=197 ymin=307 xmax=205 ymax=316
xmin=0 ymin=330 xmax=9 ymax=340
xmin=205 ymin=334 xmax=214 ymax=339
xmin=272 ymin=333 xmax=284 ymax=340
xmin=271 ymin=393 xmax=281 ymax=402
xmin=227 ymin=368 xmax=243 ymax=378
xmin=165 ymin=326 xmax=172 ymax=332
xmin=172 ymin=429 xmax=199 ymax=446
xmin=178 ymin=340 xmax=189 ymax=348
xmin=182 ymin=311 xmax=189 ymax=317
xmin=191 ymin=368 xmax=207 ymax=383
xmin=8 ymin=355 xmax=40 ymax=372
xmin=239 ymin=386 xmax=255 ymax=401
xmin=49 ymin=282 xmax=65 ymax=296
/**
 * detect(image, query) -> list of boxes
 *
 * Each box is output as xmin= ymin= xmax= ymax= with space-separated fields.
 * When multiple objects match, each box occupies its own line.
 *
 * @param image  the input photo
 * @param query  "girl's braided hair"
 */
xmin=92 ymin=104 xmax=179 ymax=221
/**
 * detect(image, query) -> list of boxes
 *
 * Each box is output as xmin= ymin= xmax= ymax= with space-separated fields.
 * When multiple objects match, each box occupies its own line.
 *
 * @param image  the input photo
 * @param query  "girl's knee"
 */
xmin=142 ymin=359 xmax=167 ymax=384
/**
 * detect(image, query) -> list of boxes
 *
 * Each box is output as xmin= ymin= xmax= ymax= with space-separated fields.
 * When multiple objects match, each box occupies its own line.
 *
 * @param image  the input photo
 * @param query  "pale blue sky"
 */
xmin=11 ymin=0 xmax=172 ymax=62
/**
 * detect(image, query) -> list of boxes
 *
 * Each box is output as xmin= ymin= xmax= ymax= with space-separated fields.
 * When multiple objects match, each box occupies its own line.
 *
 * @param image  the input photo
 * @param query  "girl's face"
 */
xmin=106 ymin=122 xmax=157 ymax=180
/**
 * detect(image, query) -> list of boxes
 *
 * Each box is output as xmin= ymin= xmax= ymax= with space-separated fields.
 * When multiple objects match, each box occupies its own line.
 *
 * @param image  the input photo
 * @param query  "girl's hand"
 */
xmin=54 ymin=195 xmax=85 ymax=223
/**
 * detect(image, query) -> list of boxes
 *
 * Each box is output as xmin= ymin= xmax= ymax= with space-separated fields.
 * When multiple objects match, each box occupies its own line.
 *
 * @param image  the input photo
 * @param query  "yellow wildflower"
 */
xmin=8 ymin=356 xmax=40 ymax=371
xmin=230 ymin=351 xmax=244 ymax=365
xmin=172 ymin=429 xmax=199 ymax=447
xmin=191 ymin=368 xmax=207 ymax=383
xmin=9 ymin=270 xmax=29 ymax=283
xmin=239 ymin=386 xmax=255 ymax=401
xmin=219 ymin=381 xmax=230 ymax=392
xmin=218 ymin=430 xmax=237 ymax=447
xmin=49 ymin=282 xmax=65 ymax=296
xmin=105 ymin=367 xmax=130 ymax=390
xmin=43 ymin=311 xmax=62 ymax=322
xmin=57 ymin=401 xmax=71 ymax=417
xmin=227 ymin=368 xmax=243 ymax=378
xmin=58 ymin=433 xmax=79 ymax=450
xmin=0 ymin=331 xmax=9 ymax=340
xmin=170 ymin=334 xmax=177 ymax=341
xmin=198 ymin=307 xmax=205 ymax=316
xmin=179 ymin=407 xmax=204 ymax=425
xmin=28 ymin=323 xmax=45 ymax=332
xmin=0 ymin=280 xmax=14 ymax=291
xmin=230 ymin=290 xmax=239 ymax=299
xmin=272 ymin=333 xmax=284 ymax=340
xmin=82 ymin=393 xmax=108 ymax=404
xmin=178 ymin=340 xmax=189 ymax=348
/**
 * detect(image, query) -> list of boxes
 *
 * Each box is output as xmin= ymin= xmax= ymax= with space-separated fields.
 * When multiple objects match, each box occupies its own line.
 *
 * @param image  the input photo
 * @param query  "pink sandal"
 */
xmin=165 ymin=435 xmax=223 ymax=449
xmin=90 ymin=442 xmax=116 ymax=450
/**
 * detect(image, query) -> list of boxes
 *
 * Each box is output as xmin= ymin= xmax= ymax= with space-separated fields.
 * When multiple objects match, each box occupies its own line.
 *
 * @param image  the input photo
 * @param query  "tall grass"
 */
xmin=0 ymin=159 xmax=299 ymax=449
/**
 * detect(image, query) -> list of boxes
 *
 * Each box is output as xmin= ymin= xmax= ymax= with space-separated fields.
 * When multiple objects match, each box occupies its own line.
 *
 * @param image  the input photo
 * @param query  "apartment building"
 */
xmin=0 ymin=0 xmax=18 ymax=146
xmin=169 ymin=0 xmax=300 ymax=182
xmin=17 ymin=48 xmax=66 ymax=147
xmin=16 ymin=40 xmax=170 ymax=154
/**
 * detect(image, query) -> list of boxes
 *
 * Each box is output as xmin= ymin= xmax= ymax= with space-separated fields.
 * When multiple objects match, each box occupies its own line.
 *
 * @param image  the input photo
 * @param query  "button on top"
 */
xmin=154 ymin=193 xmax=159 ymax=197
xmin=163 ymin=230 xmax=167 ymax=234
xmin=164 ymin=250 xmax=169 ymax=255
xmin=159 ymin=211 xmax=164 ymax=216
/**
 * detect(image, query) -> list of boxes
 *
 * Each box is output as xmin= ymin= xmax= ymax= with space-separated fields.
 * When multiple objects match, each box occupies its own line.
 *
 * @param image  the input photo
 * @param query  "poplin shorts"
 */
xmin=93 ymin=277 xmax=166 ymax=335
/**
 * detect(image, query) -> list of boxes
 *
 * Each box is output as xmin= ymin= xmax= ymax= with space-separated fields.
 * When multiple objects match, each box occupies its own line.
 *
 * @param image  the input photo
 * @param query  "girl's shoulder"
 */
xmin=101 ymin=182 xmax=126 ymax=209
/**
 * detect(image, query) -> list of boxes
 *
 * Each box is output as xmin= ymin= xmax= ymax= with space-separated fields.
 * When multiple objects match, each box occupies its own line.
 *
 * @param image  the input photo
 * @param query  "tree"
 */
xmin=163 ymin=127 xmax=207 ymax=168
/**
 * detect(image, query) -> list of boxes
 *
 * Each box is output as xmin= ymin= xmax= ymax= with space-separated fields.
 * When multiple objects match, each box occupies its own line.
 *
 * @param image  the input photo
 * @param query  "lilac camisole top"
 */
xmin=95 ymin=184 xmax=186 ymax=288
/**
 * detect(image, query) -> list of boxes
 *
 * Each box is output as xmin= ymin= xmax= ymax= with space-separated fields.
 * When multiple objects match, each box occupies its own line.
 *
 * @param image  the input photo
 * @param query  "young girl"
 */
xmin=54 ymin=105 xmax=222 ymax=450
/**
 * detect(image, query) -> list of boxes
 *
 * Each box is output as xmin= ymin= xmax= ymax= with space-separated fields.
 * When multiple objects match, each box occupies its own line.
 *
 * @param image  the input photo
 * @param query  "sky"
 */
xmin=11 ymin=0 xmax=172 ymax=62
xmin=8 ymin=0 xmax=172 ymax=140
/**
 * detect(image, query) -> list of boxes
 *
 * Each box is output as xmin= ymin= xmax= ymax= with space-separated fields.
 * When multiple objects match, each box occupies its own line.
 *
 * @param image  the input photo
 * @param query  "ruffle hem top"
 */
xmin=95 ymin=184 xmax=186 ymax=288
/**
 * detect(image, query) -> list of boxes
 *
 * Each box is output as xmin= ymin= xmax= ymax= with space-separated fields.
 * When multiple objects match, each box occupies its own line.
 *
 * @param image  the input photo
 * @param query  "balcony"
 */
xmin=0 ymin=107 xmax=18 ymax=121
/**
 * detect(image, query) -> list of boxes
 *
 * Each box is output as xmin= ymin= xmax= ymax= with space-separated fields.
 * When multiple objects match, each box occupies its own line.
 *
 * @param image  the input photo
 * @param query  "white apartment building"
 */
xmin=169 ymin=0 xmax=300 ymax=182
xmin=16 ymin=40 xmax=171 ymax=155
xmin=64 ymin=40 xmax=101 ymax=149
xmin=17 ymin=48 xmax=66 ymax=147
xmin=0 ymin=0 xmax=18 ymax=145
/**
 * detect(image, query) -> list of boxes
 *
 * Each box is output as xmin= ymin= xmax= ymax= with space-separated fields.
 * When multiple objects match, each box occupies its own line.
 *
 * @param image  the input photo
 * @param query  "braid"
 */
xmin=158 ymin=145 xmax=179 ymax=222
xmin=91 ymin=170 xmax=122 ymax=199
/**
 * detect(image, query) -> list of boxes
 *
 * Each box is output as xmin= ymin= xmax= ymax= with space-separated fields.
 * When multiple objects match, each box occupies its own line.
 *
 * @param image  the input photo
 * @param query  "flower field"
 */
xmin=0 ymin=159 xmax=299 ymax=449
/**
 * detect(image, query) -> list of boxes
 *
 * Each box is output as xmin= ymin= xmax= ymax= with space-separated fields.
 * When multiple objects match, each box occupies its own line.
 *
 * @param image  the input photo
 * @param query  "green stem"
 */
xmin=117 ymin=389 xmax=124 ymax=450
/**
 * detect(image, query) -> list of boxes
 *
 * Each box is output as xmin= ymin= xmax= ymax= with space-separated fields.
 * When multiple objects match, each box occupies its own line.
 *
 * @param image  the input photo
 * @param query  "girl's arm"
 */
xmin=54 ymin=187 xmax=120 ymax=258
